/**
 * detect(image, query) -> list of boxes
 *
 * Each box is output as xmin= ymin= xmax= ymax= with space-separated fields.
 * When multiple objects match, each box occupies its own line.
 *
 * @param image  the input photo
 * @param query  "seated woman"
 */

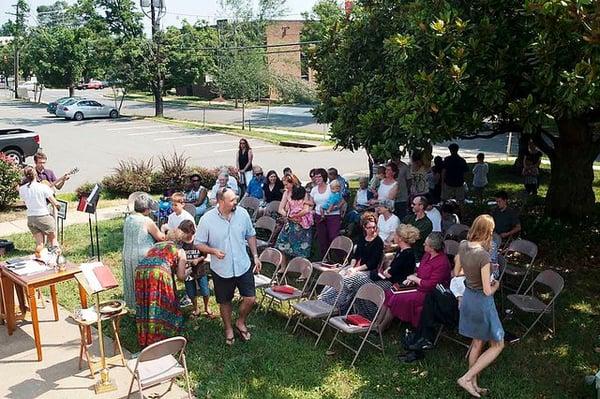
xmin=123 ymin=193 xmax=165 ymax=310
xmin=377 ymin=199 xmax=400 ymax=251
xmin=383 ymin=232 xmax=451 ymax=329
xmin=319 ymin=212 xmax=384 ymax=314
xmin=185 ymin=173 xmax=209 ymax=217
xmin=345 ymin=176 xmax=374 ymax=235
xmin=263 ymin=170 xmax=284 ymax=204
xmin=135 ymin=235 xmax=187 ymax=348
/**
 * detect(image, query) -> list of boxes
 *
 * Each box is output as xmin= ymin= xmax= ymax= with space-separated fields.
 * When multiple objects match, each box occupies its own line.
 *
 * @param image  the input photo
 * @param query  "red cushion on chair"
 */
xmin=345 ymin=314 xmax=371 ymax=328
xmin=272 ymin=285 xmax=296 ymax=294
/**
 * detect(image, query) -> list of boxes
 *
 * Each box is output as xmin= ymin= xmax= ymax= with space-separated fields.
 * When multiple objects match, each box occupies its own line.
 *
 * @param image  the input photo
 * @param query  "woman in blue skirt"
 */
xmin=454 ymin=215 xmax=504 ymax=398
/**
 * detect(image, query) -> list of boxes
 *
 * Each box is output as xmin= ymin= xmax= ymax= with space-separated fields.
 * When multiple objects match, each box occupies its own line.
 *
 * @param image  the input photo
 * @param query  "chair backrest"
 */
xmin=381 ymin=252 xmax=395 ymax=269
xmin=313 ymin=270 xmax=344 ymax=295
xmin=444 ymin=224 xmax=470 ymax=240
xmin=255 ymin=215 xmax=276 ymax=232
xmin=259 ymin=247 xmax=283 ymax=278
xmin=324 ymin=235 xmax=354 ymax=265
xmin=507 ymin=239 xmax=538 ymax=261
xmin=264 ymin=200 xmax=281 ymax=217
xmin=183 ymin=203 xmax=196 ymax=217
xmin=528 ymin=269 xmax=564 ymax=297
xmin=137 ymin=336 xmax=187 ymax=364
xmin=346 ymin=283 xmax=385 ymax=322
xmin=240 ymin=196 xmax=260 ymax=209
xmin=284 ymin=257 xmax=313 ymax=279
xmin=444 ymin=239 xmax=460 ymax=257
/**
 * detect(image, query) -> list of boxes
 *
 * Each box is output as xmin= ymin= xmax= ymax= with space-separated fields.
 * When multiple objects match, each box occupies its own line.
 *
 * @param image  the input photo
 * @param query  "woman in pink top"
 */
xmin=275 ymin=175 xmax=313 ymax=260
xmin=384 ymin=233 xmax=451 ymax=327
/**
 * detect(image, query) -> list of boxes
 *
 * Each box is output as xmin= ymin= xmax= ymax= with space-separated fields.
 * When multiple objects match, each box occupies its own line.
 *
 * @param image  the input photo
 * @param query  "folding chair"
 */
xmin=263 ymin=200 xmax=281 ymax=219
xmin=444 ymin=239 xmax=460 ymax=265
xmin=182 ymin=203 xmax=196 ymax=219
xmin=254 ymin=216 xmax=276 ymax=252
xmin=326 ymin=283 xmax=386 ymax=366
xmin=262 ymin=257 xmax=312 ymax=316
xmin=239 ymin=196 xmax=261 ymax=221
xmin=126 ymin=336 xmax=192 ymax=399
xmin=311 ymin=236 xmax=354 ymax=273
xmin=443 ymin=223 xmax=470 ymax=241
xmin=505 ymin=270 xmax=564 ymax=339
xmin=501 ymin=239 xmax=538 ymax=294
xmin=254 ymin=247 xmax=284 ymax=289
xmin=291 ymin=271 xmax=343 ymax=345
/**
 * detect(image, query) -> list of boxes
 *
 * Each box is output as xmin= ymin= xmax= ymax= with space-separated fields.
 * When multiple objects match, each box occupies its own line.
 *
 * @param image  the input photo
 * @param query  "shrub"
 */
xmin=102 ymin=158 xmax=154 ymax=197
xmin=151 ymin=151 xmax=191 ymax=194
xmin=75 ymin=182 xmax=95 ymax=199
xmin=0 ymin=153 xmax=21 ymax=210
xmin=187 ymin=166 xmax=220 ymax=190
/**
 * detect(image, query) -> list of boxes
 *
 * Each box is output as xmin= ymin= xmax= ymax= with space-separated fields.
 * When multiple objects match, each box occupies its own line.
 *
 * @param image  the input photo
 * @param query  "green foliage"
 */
xmin=150 ymin=151 xmax=191 ymax=193
xmin=213 ymin=51 xmax=270 ymax=101
xmin=101 ymin=158 xmax=155 ymax=196
xmin=75 ymin=181 xmax=95 ymax=199
xmin=0 ymin=155 xmax=21 ymax=210
xmin=311 ymin=0 xmax=600 ymax=219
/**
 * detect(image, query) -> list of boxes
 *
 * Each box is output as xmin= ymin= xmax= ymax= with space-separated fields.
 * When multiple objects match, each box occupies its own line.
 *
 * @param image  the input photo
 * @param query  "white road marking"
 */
xmin=213 ymin=145 xmax=277 ymax=153
xmin=128 ymin=130 xmax=186 ymax=136
xmin=182 ymin=140 xmax=238 ymax=147
xmin=153 ymin=133 xmax=221 ymax=141
xmin=106 ymin=125 xmax=166 ymax=131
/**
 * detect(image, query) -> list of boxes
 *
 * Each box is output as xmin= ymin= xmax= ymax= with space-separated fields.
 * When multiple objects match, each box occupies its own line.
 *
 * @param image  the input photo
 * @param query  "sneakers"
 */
xmin=179 ymin=295 xmax=192 ymax=308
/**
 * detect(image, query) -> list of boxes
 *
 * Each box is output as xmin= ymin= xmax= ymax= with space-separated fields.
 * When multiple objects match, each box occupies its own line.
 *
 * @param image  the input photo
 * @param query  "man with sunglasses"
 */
xmin=195 ymin=188 xmax=262 ymax=346
xmin=244 ymin=166 xmax=266 ymax=200
xmin=402 ymin=195 xmax=433 ymax=261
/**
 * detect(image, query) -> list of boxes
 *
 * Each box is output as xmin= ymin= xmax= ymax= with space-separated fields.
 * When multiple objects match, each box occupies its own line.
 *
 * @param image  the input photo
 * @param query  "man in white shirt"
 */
xmin=209 ymin=172 xmax=239 ymax=206
xmin=424 ymin=194 xmax=442 ymax=233
xmin=162 ymin=192 xmax=195 ymax=233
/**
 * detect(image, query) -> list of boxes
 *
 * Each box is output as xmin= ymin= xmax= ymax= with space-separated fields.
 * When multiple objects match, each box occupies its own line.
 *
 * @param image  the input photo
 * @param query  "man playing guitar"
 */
xmin=34 ymin=151 xmax=70 ymax=190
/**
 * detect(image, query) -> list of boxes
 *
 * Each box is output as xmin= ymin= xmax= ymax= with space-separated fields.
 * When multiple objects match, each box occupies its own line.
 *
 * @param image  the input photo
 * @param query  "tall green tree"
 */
xmin=311 ymin=0 xmax=600 ymax=220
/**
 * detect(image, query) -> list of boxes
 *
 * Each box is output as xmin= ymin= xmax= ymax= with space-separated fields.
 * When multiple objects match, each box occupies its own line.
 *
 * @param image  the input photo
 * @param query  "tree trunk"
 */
xmin=68 ymin=85 xmax=74 ymax=97
xmin=153 ymin=83 xmax=163 ymax=117
xmin=545 ymin=119 xmax=598 ymax=220
xmin=513 ymin=133 xmax=528 ymax=173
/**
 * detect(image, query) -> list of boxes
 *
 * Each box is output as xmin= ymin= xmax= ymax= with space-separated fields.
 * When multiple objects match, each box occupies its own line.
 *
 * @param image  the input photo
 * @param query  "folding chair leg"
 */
xmin=126 ymin=375 xmax=135 ymax=398
xmin=433 ymin=325 xmax=443 ymax=346
xmin=137 ymin=377 xmax=144 ymax=399
xmin=315 ymin=320 xmax=328 ymax=347
xmin=351 ymin=333 xmax=371 ymax=367
xmin=327 ymin=330 xmax=340 ymax=352
xmin=378 ymin=329 xmax=385 ymax=355
xmin=292 ymin=317 xmax=302 ymax=334
xmin=516 ymin=269 xmax=531 ymax=294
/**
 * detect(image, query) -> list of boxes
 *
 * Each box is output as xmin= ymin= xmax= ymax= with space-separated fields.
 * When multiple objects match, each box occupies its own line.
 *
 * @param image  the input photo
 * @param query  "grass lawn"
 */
xmin=2 ymin=162 xmax=599 ymax=398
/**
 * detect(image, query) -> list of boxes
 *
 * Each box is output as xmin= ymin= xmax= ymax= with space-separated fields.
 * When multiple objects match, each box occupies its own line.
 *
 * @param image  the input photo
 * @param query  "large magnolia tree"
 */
xmin=310 ymin=0 xmax=600 ymax=220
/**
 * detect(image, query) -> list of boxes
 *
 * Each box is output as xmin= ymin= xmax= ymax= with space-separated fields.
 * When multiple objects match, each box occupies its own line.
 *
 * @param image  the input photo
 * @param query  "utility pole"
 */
xmin=141 ymin=0 xmax=166 ymax=117
xmin=8 ymin=1 xmax=27 ymax=98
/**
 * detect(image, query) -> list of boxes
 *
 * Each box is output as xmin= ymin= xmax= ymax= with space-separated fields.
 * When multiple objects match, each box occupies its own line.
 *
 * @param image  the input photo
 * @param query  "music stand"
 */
xmin=78 ymin=184 xmax=102 ymax=261
xmin=56 ymin=200 xmax=67 ymax=244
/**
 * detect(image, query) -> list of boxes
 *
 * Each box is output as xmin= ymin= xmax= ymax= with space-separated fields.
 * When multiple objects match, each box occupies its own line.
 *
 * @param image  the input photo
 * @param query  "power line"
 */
xmin=198 ymin=40 xmax=320 ymax=52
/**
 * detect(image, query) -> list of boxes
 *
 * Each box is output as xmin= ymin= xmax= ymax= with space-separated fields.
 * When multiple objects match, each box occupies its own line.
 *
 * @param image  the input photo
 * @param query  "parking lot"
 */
xmin=0 ymin=94 xmax=368 ymax=191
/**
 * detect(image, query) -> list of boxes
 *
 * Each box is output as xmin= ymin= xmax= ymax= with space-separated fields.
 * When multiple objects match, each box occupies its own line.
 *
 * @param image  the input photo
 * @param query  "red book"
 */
xmin=346 ymin=314 xmax=371 ymax=328
xmin=272 ymin=285 xmax=296 ymax=294
xmin=92 ymin=264 xmax=118 ymax=289
xmin=77 ymin=196 xmax=88 ymax=212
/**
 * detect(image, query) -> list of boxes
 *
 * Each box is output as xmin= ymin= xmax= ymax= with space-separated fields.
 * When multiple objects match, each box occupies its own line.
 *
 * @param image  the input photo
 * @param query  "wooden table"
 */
xmin=0 ymin=261 xmax=88 ymax=361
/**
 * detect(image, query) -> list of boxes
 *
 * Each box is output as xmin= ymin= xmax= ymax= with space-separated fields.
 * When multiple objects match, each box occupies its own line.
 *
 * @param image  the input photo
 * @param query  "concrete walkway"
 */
xmin=0 ymin=300 xmax=190 ymax=399
xmin=0 ymin=205 xmax=128 ymax=238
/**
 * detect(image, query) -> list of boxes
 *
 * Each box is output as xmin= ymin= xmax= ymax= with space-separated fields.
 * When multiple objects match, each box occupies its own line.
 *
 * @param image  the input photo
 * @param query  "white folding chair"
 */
xmin=262 ymin=257 xmax=312 ymax=316
xmin=291 ymin=271 xmax=343 ymax=345
xmin=183 ymin=203 xmax=196 ymax=218
xmin=502 ymin=239 xmax=538 ymax=294
xmin=126 ymin=336 xmax=192 ymax=399
xmin=254 ymin=215 xmax=276 ymax=251
xmin=124 ymin=191 xmax=148 ymax=217
xmin=326 ymin=283 xmax=386 ymax=366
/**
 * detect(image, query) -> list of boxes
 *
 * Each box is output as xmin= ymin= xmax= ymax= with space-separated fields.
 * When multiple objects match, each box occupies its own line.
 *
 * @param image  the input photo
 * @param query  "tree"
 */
xmin=36 ymin=1 xmax=71 ymax=28
xmin=311 ymin=0 xmax=600 ymax=220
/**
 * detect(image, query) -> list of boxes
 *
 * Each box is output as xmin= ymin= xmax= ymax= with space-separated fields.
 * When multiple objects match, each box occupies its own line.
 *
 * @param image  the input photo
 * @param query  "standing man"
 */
xmin=33 ymin=152 xmax=69 ymax=190
xmin=441 ymin=143 xmax=469 ymax=203
xmin=195 ymin=188 xmax=262 ymax=346
xmin=403 ymin=195 xmax=433 ymax=262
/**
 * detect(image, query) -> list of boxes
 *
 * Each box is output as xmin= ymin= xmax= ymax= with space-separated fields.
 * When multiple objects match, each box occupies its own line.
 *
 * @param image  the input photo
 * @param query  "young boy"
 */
xmin=178 ymin=220 xmax=215 ymax=318
xmin=162 ymin=192 xmax=195 ymax=233
xmin=321 ymin=180 xmax=343 ymax=216
xmin=472 ymin=153 xmax=489 ymax=202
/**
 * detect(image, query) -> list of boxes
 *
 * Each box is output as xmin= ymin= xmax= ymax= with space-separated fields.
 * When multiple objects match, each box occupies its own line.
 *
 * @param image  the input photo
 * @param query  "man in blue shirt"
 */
xmin=195 ymin=188 xmax=262 ymax=346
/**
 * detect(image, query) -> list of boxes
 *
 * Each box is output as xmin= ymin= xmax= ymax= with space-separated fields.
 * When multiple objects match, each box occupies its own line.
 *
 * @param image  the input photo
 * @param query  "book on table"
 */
xmin=76 ymin=262 xmax=118 ymax=295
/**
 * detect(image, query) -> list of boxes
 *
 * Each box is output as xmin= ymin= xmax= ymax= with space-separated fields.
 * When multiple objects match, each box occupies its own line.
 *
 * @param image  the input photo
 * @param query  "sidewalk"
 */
xmin=0 ymin=299 xmax=190 ymax=399
xmin=0 ymin=205 xmax=128 ymax=238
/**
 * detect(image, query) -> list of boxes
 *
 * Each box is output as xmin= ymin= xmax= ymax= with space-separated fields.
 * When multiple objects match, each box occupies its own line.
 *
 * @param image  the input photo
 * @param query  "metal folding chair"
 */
xmin=291 ymin=271 xmax=343 ymax=345
xmin=502 ymin=239 xmax=538 ymax=294
xmin=254 ymin=215 xmax=276 ymax=251
xmin=126 ymin=336 xmax=192 ymax=399
xmin=254 ymin=247 xmax=284 ymax=289
xmin=183 ymin=203 xmax=196 ymax=218
xmin=263 ymin=200 xmax=281 ymax=218
xmin=262 ymin=257 xmax=313 ymax=316
xmin=443 ymin=224 xmax=470 ymax=241
xmin=239 ymin=196 xmax=261 ymax=221
xmin=326 ymin=283 xmax=386 ymax=366
xmin=311 ymin=236 xmax=354 ymax=273
xmin=505 ymin=270 xmax=564 ymax=339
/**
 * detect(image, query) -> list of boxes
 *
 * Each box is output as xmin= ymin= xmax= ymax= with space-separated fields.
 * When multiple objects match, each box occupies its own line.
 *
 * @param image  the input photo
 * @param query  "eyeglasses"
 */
xmin=364 ymin=225 xmax=377 ymax=230
xmin=256 ymin=172 xmax=263 ymax=176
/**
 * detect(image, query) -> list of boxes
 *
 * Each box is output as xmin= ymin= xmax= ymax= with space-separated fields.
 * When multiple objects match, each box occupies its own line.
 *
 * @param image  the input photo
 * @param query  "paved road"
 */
xmin=36 ymin=88 xmax=328 ymax=133
xmin=0 ymin=96 xmax=367 ymax=191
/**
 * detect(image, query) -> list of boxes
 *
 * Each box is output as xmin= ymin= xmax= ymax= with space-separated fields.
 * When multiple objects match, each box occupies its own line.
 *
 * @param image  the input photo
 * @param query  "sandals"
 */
xmin=225 ymin=333 xmax=235 ymax=346
xmin=203 ymin=311 xmax=217 ymax=320
xmin=235 ymin=325 xmax=252 ymax=342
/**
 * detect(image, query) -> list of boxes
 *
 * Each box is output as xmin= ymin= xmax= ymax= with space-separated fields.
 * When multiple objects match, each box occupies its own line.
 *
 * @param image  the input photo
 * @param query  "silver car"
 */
xmin=63 ymin=100 xmax=119 ymax=121
xmin=56 ymin=98 xmax=81 ymax=117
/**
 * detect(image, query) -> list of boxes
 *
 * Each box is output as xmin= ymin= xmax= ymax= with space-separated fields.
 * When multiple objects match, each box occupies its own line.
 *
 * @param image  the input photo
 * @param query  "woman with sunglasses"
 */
xmin=236 ymin=139 xmax=253 ymax=194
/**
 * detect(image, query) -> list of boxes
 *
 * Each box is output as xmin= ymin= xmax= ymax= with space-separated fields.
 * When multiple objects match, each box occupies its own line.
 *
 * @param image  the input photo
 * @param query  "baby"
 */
xmin=321 ymin=180 xmax=343 ymax=216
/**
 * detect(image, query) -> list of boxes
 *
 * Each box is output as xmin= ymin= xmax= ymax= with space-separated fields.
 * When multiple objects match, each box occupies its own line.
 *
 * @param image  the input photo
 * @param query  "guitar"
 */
xmin=41 ymin=167 xmax=79 ymax=190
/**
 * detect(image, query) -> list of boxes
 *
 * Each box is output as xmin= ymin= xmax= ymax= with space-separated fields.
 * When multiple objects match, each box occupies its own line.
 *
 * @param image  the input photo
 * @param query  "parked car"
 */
xmin=63 ymin=100 xmax=119 ymax=121
xmin=56 ymin=98 xmax=81 ymax=117
xmin=76 ymin=79 xmax=104 ymax=90
xmin=47 ymin=96 xmax=84 ymax=115
xmin=0 ymin=128 xmax=40 ymax=164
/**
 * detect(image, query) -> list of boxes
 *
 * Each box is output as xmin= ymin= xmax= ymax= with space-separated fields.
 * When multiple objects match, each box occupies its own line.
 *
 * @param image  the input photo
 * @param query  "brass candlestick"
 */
xmin=94 ymin=292 xmax=117 ymax=394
